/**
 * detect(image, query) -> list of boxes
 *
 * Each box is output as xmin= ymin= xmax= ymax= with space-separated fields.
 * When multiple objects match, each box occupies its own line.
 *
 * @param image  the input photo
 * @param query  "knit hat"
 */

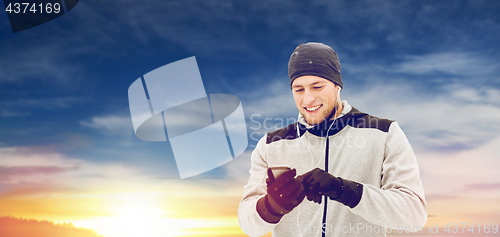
xmin=288 ymin=42 xmax=343 ymax=88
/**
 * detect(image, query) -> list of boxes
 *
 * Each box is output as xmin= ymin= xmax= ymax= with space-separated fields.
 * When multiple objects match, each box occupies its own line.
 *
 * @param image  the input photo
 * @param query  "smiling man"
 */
xmin=238 ymin=42 xmax=427 ymax=237
xmin=292 ymin=75 xmax=342 ymax=126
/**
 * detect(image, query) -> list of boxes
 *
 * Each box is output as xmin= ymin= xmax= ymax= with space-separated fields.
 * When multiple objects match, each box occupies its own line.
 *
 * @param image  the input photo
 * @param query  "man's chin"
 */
xmin=301 ymin=114 xmax=326 ymax=125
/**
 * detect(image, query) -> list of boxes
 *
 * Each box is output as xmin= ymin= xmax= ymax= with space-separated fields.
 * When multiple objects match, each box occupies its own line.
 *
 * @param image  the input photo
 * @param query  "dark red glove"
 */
xmin=301 ymin=168 xmax=342 ymax=204
xmin=300 ymin=168 xmax=363 ymax=208
xmin=256 ymin=168 xmax=306 ymax=223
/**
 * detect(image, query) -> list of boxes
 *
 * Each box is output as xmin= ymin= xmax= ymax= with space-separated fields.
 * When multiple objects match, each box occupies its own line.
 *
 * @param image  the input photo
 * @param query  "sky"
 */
xmin=1 ymin=0 xmax=500 ymax=236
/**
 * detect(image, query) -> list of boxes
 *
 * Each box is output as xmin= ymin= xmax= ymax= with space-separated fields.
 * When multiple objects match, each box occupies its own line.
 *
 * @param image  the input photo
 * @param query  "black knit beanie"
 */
xmin=288 ymin=42 xmax=343 ymax=88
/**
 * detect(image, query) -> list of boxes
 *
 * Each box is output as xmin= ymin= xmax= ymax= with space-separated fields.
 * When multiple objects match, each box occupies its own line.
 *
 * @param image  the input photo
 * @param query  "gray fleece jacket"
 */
xmin=238 ymin=100 xmax=427 ymax=237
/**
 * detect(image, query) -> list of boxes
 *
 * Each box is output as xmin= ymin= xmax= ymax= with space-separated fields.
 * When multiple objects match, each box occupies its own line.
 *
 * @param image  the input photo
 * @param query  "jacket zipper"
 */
xmin=321 ymin=136 xmax=329 ymax=237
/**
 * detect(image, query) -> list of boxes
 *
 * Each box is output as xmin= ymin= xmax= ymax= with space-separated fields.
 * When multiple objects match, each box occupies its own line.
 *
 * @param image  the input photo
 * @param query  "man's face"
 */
xmin=292 ymin=75 xmax=340 ymax=125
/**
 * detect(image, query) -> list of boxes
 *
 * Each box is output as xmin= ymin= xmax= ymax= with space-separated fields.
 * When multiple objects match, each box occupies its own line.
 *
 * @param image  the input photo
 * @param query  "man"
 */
xmin=238 ymin=42 xmax=427 ymax=237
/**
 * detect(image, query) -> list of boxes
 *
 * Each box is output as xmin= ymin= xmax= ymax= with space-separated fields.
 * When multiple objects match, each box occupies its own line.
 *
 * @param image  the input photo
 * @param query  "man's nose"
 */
xmin=303 ymin=90 xmax=316 ymax=105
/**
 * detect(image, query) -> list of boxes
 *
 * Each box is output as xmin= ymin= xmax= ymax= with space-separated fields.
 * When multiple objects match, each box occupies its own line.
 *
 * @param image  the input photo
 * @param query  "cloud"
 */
xmin=0 ymin=44 xmax=84 ymax=85
xmin=243 ymin=87 xmax=296 ymax=119
xmin=242 ymin=78 xmax=296 ymax=119
xmin=417 ymin=136 xmax=500 ymax=198
xmin=0 ymin=110 xmax=30 ymax=118
xmin=0 ymin=216 xmax=102 ymax=237
xmin=0 ymin=166 xmax=75 ymax=183
xmin=424 ymin=194 xmax=459 ymax=201
xmin=346 ymin=83 xmax=500 ymax=151
xmin=337 ymin=50 xmax=500 ymax=151
xmin=0 ymin=146 xmax=142 ymax=196
xmin=57 ymin=0 xmax=268 ymax=60
xmin=0 ymin=97 xmax=84 ymax=120
xmin=443 ymin=84 xmax=500 ymax=106
xmin=344 ymin=51 xmax=499 ymax=84
xmin=80 ymin=115 xmax=133 ymax=134
xmin=0 ymin=147 xmax=81 ymax=167
xmin=463 ymin=182 xmax=500 ymax=192
xmin=221 ymin=151 xmax=252 ymax=184
xmin=394 ymin=52 xmax=498 ymax=76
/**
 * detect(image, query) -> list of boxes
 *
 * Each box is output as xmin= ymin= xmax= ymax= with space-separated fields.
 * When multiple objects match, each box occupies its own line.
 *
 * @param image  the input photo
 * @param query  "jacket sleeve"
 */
xmin=238 ymin=135 xmax=277 ymax=236
xmin=350 ymin=122 xmax=427 ymax=229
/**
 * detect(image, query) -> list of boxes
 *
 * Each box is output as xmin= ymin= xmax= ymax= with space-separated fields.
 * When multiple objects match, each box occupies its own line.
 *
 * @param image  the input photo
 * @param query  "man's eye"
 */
xmin=314 ymin=86 xmax=323 ymax=90
xmin=295 ymin=89 xmax=304 ymax=93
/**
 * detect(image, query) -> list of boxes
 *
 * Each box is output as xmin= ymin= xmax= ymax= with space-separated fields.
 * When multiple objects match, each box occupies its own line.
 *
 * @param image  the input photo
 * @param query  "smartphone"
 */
xmin=270 ymin=165 xmax=291 ymax=179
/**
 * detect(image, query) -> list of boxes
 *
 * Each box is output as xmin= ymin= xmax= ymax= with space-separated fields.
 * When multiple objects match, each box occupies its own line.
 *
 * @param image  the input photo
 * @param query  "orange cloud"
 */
xmin=0 ymin=216 xmax=102 ymax=237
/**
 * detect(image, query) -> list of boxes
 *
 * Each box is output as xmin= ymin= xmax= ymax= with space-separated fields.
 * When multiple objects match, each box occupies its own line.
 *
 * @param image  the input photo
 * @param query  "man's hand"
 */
xmin=300 ymin=168 xmax=342 ymax=204
xmin=256 ymin=168 xmax=306 ymax=223
xmin=266 ymin=168 xmax=306 ymax=215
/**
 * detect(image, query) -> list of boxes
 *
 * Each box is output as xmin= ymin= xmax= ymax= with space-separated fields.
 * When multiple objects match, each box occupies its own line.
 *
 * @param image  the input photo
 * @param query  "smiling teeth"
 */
xmin=305 ymin=105 xmax=321 ymax=112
